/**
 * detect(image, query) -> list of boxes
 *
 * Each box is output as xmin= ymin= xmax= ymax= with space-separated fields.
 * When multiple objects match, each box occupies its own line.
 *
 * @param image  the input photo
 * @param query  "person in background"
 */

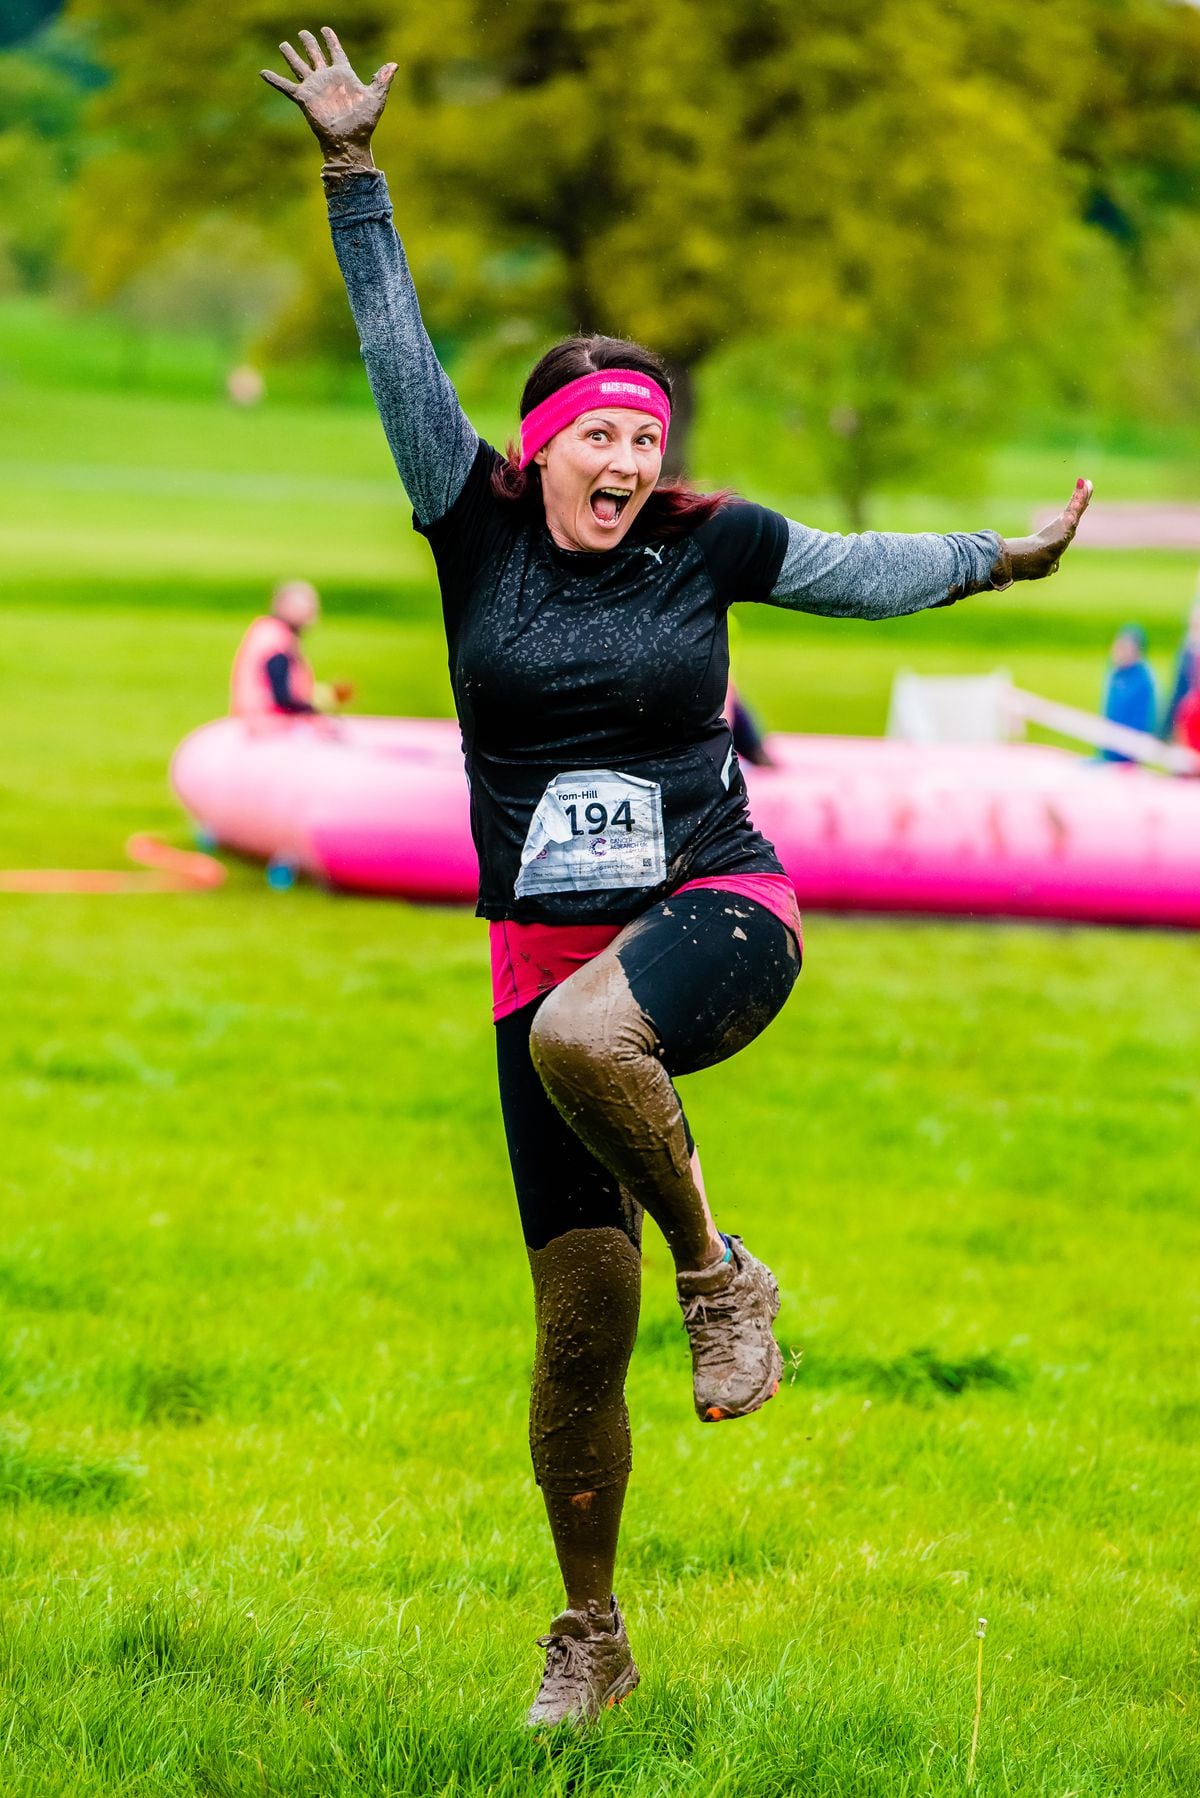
xmin=1161 ymin=594 xmax=1200 ymax=741
xmin=725 ymin=683 xmax=775 ymax=766
xmin=1170 ymin=637 xmax=1200 ymax=756
xmin=723 ymin=617 xmax=776 ymax=767
xmin=1100 ymin=624 xmax=1157 ymax=763
xmin=230 ymin=579 xmax=353 ymax=718
xmin=1173 ymin=683 xmax=1200 ymax=755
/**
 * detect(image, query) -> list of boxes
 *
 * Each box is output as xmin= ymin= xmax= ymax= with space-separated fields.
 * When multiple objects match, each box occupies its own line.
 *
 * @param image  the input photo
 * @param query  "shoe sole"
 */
xmin=701 ymin=1358 xmax=783 ymax=1422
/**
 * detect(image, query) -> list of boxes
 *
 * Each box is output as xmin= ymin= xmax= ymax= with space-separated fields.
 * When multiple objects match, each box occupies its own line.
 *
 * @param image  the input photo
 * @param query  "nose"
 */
xmin=607 ymin=439 xmax=639 ymax=480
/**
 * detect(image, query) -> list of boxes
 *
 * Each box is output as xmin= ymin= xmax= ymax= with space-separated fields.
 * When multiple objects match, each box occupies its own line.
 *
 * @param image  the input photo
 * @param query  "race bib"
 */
xmin=515 ymin=769 xmax=666 ymax=897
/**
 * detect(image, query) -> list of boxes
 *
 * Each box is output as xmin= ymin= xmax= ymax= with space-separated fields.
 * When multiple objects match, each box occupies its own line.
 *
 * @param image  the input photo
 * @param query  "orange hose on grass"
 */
xmin=0 ymin=835 xmax=226 ymax=894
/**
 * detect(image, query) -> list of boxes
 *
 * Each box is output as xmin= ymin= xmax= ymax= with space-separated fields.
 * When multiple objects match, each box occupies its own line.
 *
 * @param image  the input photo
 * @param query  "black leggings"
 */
xmin=495 ymin=888 xmax=801 ymax=1252
xmin=497 ymin=887 xmax=800 ymax=1496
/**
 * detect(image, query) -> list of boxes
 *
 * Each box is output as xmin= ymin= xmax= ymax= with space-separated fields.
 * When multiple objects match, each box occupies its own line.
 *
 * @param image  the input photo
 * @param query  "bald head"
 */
xmin=271 ymin=580 xmax=320 ymax=631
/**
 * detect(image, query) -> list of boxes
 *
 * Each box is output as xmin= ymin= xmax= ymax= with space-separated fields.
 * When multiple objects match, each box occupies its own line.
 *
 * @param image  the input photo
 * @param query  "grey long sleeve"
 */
xmin=767 ymin=518 xmax=1004 ymax=619
xmin=325 ymin=170 xmax=478 ymax=527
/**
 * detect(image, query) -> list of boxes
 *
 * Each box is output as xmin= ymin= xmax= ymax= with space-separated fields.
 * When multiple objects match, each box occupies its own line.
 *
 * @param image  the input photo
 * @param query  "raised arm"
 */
xmin=766 ymin=479 xmax=1092 ymax=619
xmin=261 ymin=27 xmax=478 ymax=525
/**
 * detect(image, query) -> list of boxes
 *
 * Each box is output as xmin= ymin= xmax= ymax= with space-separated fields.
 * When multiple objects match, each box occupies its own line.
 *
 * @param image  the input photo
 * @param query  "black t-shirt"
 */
xmin=418 ymin=442 xmax=790 ymax=924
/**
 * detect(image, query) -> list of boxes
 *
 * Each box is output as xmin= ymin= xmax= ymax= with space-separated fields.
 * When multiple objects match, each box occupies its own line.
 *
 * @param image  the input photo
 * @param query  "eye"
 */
xmin=636 ymin=434 xmax=658 ymax=448
xmin=588 ymin=429 xmax=608 ymax=443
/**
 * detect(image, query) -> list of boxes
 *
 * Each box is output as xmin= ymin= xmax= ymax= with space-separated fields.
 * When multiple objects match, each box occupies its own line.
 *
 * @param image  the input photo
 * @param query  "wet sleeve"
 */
xmin=763 ymin=518 xmax=1006 ymax=619
xmin=325 ymin=169 xmax=479 ymax=528
xmin=264 ymin=653 xmax=316 ymax=715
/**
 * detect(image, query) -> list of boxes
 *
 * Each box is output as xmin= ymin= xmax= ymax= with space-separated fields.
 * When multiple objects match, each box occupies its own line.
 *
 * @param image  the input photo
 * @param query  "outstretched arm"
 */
xmin=261 ymin=28 xmax=478 ymax=525
xmin=767 ymin=479 xmax=1092 ymax=619
xmin=324 ymin=168 xmax=479 ymax=526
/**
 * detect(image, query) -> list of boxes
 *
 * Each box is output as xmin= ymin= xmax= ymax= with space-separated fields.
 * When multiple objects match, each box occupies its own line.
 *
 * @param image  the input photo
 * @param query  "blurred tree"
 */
xmin=0 ymin=0 xmax=63 ymax=51
xmin=59 ymin=0 xmax=1200 ymax=517
xmin=113 ymin=215 xmax=299 ymax=346
xmin=0 ymin=15 xmax=102 ymax=290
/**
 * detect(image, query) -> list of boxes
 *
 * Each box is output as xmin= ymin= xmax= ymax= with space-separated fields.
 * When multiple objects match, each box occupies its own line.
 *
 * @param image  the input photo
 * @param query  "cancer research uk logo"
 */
xmin=590 ymin=837 xmax=610 ymax=858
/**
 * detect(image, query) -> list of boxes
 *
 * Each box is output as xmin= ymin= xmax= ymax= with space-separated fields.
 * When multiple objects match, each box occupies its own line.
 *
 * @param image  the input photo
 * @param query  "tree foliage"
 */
xmin=57 ymin=0 xmax=1200 ymax=515
xmin=0 ymin=0 xmax=64 ymax=51
xmin=0 ymin=15 xmax=102 ymax=290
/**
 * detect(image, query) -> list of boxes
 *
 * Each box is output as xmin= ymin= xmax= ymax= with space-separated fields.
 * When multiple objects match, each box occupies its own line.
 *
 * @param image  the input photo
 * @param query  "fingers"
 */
xmin=372 ymin=61 xmax=398 ymax=91
xmin=1035 ymin=477 xmax=1093 ymax=577
xmin=1065 ymin=476 xmax=1093 ymax=525
xmin=260 ymin=67 xmax=300 ymax=98
xmin=297 ymin=28 xmax=328 ymax=68
xmin=321 ymin=25 xmax=350 ymax=66
xmin=278 ymin=39 xmax=309 ymax=80
xmin=1056 ymin=476 xmax=1093 ymax=548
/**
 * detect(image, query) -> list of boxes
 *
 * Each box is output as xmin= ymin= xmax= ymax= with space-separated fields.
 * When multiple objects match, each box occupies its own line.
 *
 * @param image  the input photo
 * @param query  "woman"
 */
xmin=263 ymin=28 xmax=1091 ymax=1728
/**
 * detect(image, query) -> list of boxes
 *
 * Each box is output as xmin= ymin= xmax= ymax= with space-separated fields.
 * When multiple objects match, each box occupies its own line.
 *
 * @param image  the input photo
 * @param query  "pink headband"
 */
xmin=517 ymin=370 xmax=671 ymax=469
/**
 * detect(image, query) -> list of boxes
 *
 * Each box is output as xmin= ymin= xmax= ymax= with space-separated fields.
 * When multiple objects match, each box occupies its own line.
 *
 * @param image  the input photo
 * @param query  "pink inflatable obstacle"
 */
xmin=170 ymin=715 xmax=1200 ymax=928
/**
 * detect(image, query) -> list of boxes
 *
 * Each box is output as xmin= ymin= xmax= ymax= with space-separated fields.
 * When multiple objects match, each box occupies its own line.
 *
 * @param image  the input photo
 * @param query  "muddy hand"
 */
xmin=260 ymin=26 xmax=397 ymax=174
xmin=997 ymin=478 xmax=1093 ymax=584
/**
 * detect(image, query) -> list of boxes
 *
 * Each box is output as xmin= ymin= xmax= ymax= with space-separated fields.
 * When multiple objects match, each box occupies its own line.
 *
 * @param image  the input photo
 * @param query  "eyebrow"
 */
xmin=576 ymin=413 xmax=662 ymax=434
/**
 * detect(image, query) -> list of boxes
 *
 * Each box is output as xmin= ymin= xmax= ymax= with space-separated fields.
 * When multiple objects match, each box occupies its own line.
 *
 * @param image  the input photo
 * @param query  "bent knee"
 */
xmin=528 ymin=969 xmax=652 ymax=1095
xmin=527 ymin=985 xmax=590 ymax=1083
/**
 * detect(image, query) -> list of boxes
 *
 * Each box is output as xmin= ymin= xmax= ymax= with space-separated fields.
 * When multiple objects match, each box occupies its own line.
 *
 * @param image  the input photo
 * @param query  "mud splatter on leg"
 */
xmin=527 ymin=1226 xmax=641 ymax=1608
xmin=530 ymin=956 xmax=717 ymax=1270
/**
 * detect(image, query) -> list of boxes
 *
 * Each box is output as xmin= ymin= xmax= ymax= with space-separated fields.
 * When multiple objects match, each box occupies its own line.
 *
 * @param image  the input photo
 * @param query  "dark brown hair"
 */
xmin=489 ymin=334 xmax=731 ymax=537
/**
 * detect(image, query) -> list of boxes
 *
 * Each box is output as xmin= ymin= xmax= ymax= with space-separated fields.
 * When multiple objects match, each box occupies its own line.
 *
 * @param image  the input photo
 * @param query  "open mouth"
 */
xmin=590 ymin=487 xmax=633 ymax=527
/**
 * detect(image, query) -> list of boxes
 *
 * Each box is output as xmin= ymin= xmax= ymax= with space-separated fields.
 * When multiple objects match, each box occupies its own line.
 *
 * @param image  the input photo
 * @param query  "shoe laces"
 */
xmin=680 ymin=1290 xmax=746 ymax=1374
xmin=681 ymin=1256 xmax=773 ymax=1355
xmin=680 ymin=1274 xmax=750 ymax=1334
xmin=680 ymin=1287 xmax=737 ymax=1328
xmin=534 ymin=1630 xmax=585 ymax=1693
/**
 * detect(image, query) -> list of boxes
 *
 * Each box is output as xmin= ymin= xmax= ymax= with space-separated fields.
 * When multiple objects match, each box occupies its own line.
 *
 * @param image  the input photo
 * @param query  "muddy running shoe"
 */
xmin=526 ymin=1596 xmax=640 ymax=1727
xmin=677 ymin=1234 xmax=784 ymax=1422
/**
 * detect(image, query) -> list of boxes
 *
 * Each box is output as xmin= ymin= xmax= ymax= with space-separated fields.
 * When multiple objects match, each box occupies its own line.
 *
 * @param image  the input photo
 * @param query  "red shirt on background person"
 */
xmin=1174 ymin=685 xmax=1200 ymax=753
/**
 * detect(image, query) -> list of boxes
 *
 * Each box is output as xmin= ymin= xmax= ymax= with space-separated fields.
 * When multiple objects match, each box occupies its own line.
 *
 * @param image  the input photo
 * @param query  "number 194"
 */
xmin=564 ymin=799 xmax=634 ymax=836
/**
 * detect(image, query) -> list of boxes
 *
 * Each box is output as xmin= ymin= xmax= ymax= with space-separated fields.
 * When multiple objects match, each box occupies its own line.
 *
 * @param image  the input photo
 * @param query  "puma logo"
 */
xmin=643 ymin=544 xmax=664 ymax=564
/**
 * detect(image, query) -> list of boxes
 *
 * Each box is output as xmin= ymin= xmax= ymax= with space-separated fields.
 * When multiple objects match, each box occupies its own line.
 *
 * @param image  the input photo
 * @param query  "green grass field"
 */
xmin=2 ymin=302 xmax=1199 ymax=1793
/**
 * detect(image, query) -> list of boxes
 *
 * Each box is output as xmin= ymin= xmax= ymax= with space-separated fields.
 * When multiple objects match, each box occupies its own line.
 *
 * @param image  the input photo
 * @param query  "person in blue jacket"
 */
xmin=1101 ymin=625 xmax=1157 ymax=762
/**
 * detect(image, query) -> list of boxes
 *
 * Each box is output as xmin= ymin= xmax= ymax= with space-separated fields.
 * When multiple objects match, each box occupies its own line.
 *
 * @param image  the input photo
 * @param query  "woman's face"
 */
xmin=534 ymin=407 xmax=664 ymax=552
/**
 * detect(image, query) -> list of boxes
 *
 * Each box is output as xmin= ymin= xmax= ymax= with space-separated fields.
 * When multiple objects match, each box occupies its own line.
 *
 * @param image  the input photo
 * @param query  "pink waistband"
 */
xmin=489 ymin=873 xmax=802 ymax=1022
xmin=517 ymin=370 xmax=672 ymax=469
